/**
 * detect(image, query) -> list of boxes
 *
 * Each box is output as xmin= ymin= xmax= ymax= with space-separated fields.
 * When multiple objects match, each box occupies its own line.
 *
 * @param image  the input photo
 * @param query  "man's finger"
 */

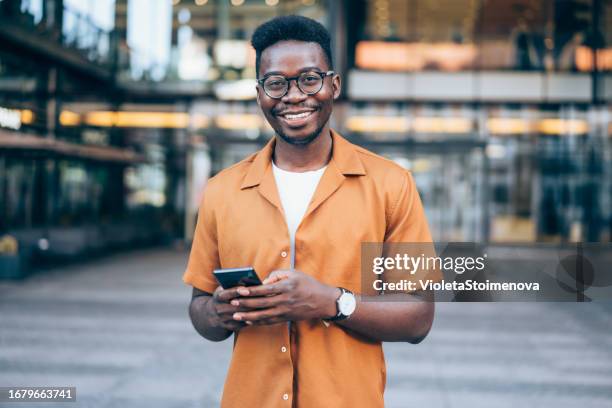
xmin=231 ymin=294 xmax=288 ymax=309
xmin=262 ymin=270 xmax=292 ymax=285
xmin=233 ymin=307 xmax=285 ymax=322
xmin=216 ymin=286 xmax=246 ymax=302
xmin=239 ymin=280 xmax=288 ymax=297
xmin=248 ymin=316 xmax=288 ymax=326
xmin=215 ymin=303 xmax=253 ymax=315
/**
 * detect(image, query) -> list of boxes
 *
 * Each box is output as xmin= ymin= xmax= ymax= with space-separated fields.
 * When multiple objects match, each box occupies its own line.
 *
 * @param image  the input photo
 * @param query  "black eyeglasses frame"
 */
xmin=257 ymin=70 xmax=335 ymax=99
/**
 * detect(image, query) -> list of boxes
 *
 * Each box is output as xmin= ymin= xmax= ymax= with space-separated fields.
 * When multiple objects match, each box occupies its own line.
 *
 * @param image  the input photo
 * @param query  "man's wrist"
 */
xmin=321 ymin=286 xmax=341 ymax=319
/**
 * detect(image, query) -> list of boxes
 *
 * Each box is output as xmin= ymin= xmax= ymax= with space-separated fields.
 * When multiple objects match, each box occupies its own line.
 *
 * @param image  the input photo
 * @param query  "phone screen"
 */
xmin=213 ymin=267 xmax=262 ymax=289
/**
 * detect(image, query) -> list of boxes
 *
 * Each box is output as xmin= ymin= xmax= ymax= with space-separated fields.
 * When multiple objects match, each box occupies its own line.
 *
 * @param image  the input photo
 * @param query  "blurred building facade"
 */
xmin=0 ymin=0 xmax=611 ymax=272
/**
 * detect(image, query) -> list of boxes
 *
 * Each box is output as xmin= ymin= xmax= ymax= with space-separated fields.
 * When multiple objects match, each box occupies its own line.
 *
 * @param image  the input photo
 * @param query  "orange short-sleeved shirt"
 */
xmin=183 ymin=130 xmax=435 ymax=408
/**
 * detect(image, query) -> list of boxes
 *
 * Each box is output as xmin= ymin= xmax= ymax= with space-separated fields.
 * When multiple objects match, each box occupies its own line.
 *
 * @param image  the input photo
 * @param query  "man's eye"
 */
xmin=267 ymin=80 xmax=285 ymax=87
xmin=303 ymin=76 xmax=318 ymax=82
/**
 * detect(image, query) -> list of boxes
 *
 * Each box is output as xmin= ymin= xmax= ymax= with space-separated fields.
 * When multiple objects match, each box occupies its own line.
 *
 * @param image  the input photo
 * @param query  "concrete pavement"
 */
xmin=0 ymin=248 xmax=611 ymax=408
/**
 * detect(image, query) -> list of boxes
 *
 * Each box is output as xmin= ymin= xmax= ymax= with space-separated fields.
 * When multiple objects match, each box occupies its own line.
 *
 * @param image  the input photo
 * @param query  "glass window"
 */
xmin=353 ymin=0 xmax=603 ymax=72
xmin=0 ymin=158 xmax=37 ymax=230
xmin=120 ymin=0 xmax=327 ymax=83
xmin=63 ymin=0 xmax=116 ymax=63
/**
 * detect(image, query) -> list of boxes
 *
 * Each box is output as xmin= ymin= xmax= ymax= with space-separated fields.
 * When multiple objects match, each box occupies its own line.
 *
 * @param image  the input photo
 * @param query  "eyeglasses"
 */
xmin=257 ymin=70 xmax=335 ymax=99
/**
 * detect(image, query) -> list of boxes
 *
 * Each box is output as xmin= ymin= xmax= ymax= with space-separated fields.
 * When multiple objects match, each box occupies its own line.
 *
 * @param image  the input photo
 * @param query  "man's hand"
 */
xmin=230 ymin=269 xmax=339 ymax=326
xmin=207 ymin=285 xmax=253 ymax=331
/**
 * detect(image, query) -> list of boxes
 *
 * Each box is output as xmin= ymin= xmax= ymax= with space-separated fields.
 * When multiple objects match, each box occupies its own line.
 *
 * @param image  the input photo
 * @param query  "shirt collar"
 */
xmin=240 ymin=129 xmax=366 ymax=190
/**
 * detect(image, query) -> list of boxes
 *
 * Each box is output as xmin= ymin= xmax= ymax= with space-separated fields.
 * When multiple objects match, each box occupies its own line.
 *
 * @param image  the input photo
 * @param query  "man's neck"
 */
xmin=273 ymin=127 xmax=332 ymax=172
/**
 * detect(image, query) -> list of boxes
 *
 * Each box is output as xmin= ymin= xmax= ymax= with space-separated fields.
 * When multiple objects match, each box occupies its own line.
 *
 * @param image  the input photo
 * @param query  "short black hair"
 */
xmin=251 ymin=15 xmax=333 ymax=77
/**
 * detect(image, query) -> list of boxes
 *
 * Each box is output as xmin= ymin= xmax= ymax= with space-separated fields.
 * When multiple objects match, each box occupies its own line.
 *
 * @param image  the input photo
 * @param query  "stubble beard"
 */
xmin=276 ymin=121 xmax=327 ymax=146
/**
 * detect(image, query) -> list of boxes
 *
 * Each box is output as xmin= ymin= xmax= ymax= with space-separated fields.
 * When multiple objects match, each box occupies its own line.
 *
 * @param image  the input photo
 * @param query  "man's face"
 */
xmin=256 ymin=40 xmax=341 ymax=146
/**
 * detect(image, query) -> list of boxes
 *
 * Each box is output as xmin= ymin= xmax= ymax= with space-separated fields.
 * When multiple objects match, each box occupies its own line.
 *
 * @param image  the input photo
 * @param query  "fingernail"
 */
xmin=233 ymin=313 xmax=242 ymax=320
xmin=231 ymin=300 xmax=239 ymax=306
xmin=245 ymin=321 xmax=253 ymax=326
xmin=237 ymin=288 xmax=249 ymax=296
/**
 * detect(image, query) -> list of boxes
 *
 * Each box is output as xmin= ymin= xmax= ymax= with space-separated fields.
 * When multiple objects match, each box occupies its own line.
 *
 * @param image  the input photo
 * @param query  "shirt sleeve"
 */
xmin=182 ymin=184 xmax=221 ymax=294
xmin=382 ymin=170 xmax=442 ymax=290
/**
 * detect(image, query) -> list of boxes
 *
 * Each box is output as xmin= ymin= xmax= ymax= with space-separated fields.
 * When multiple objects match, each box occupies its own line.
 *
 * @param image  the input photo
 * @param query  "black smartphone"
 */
xmin=213 ymin=267 xmax=262 ymax=289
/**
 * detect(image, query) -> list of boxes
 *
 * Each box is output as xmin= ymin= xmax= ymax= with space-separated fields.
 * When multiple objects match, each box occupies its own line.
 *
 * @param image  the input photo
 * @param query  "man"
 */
xmin=184 ymin=15 xmax=438 ymax=408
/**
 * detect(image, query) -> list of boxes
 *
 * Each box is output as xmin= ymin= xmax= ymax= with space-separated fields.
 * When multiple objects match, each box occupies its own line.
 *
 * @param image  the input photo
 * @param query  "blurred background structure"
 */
xmin=0 ymin=0 xmax=611 ymax=276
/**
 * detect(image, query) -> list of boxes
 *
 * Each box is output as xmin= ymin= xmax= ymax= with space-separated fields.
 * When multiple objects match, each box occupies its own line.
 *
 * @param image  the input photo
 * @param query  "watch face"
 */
xmin=338 ymin=292 xmax=356 ymax=316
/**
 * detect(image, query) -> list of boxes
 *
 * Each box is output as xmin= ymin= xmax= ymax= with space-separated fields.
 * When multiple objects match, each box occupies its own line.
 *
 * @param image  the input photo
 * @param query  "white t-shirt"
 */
xmin=272 ymin=161 xmax=326 ymax=267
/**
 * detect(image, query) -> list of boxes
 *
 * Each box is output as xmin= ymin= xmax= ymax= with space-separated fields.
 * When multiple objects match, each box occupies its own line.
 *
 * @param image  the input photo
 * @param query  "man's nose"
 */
xmin=281 ymin=79 xmax=307 ymax=103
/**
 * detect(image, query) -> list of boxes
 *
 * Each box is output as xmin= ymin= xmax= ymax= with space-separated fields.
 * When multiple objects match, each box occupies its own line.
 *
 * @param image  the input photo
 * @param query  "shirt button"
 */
xmin=281 ymin=346 xmax=287 ymax=353
xmin=282 ymin=394 xmax=289 ymax=401
xmin=281 ymin=251 xmax=288 ymax=258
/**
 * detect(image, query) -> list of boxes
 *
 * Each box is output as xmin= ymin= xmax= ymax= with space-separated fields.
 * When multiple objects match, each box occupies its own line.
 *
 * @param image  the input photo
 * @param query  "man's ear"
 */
xmin=332 ymin=73 xmax=341 ymax=100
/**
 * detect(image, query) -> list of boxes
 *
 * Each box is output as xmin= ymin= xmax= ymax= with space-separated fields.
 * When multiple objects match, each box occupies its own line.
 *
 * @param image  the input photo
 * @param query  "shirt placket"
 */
xmin=278 ymin=222 xmax=294 ymax=405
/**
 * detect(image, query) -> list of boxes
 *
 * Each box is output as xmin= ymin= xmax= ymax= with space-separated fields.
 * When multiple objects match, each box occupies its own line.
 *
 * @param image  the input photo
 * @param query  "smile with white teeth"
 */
xmin=281 ymin=111 xmax=313 ymax=120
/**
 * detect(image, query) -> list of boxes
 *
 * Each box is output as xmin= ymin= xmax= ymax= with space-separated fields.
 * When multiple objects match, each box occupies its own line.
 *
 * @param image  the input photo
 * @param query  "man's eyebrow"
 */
xmin=261 ymin=66 xmax=325 ymax=77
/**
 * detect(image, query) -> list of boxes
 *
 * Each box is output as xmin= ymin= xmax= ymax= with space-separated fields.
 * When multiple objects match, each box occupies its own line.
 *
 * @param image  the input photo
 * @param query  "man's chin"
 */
xmin=277 ymin=128 xmax=322 ymax=146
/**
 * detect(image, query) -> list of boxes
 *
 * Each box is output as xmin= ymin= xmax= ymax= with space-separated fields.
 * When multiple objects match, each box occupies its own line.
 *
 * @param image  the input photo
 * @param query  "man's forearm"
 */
xmin=189 ymin=295 xmax=232 ymax=342
xmin=335 ymin=291 xmax=435 ymax=343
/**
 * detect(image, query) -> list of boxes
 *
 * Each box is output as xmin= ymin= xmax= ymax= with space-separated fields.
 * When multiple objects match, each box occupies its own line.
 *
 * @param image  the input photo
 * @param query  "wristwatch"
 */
xmin=326 ymin=287 xmax=356 ymax=321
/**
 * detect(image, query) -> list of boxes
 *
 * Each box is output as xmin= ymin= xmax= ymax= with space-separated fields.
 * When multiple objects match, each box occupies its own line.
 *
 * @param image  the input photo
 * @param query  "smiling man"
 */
xmin=184 ymin=15 xmax=437 ymax=408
